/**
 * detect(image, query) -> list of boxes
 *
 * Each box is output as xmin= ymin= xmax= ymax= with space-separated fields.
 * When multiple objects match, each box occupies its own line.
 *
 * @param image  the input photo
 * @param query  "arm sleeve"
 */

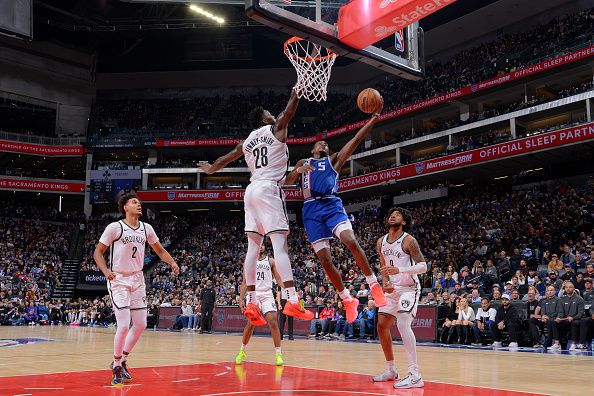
xmin=398 ymin=262 xmax=428 ymax=275
xmin=145 ymin=223 xmax=160 ymax=245
xmin=99 ymin=222 xmax=120 ymax=246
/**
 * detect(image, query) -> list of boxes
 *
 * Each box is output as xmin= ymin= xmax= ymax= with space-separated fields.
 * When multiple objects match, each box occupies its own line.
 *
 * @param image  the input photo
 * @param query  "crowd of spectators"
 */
xmin=91 ymin=8 xmax=594 ymax=145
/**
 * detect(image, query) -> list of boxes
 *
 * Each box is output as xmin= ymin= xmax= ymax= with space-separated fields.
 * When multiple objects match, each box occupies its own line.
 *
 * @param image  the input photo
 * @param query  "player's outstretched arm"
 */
xmin=149 ymin=241 xmax=179 ymax=276
xmin=273 ymin=87 xmax=299 ymax=143
xmin=332 ymin=98 xmax=383 ymax=170
xmin=198 ymin=142 xmax=244 ymax=174
xmin=284 ymin=159 xmax=314 ymax=185
xmin=94 ymin=243 xmax=115 ymax=281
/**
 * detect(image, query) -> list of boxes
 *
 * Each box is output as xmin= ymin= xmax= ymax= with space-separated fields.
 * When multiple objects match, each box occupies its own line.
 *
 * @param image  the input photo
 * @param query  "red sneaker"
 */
xmin=343 ymin=298 xmax=359 ymax=323
xmin=370 ymin=283 xmax=388 ymax=307
xmin=244 ymin=303 xmax=266 ymax=326
xmin=282 ymin=301 xmax=314 ymax=320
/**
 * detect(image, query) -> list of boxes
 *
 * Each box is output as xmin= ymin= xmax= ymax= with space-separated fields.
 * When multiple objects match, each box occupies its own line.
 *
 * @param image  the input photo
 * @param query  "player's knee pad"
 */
xmin=311 ymin=239 xmax=331 ymax=253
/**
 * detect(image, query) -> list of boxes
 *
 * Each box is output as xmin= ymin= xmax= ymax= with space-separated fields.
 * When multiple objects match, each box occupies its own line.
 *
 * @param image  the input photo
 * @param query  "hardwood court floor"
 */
xmin=0 ymin=326 xmax=592 ymax=396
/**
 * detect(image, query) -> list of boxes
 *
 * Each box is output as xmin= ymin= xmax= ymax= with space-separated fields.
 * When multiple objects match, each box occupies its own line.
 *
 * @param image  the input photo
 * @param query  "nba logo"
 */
xmin=217 ymin=310 xmax=225 ymax=325
xmin=167 ymin=191 xmax=176 ymax=201
xmin=415 ymin=163 xmax=425 ymax=174
xmin=395 ymin=30 xmax=404 ymax=53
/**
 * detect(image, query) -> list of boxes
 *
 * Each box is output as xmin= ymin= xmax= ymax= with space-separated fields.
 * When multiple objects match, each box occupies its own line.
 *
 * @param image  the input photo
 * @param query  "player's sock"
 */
xmin=338 ymin=288 xmax=353 ymax=301
xmin=365 ymin=274 xmax=379 ymax=287
xmin=246 ymin=291 xmax=257 ymax=305
xmin=113 ymin=355 xmax=122 ymax=368
xmin=286 ymin=287 xmax=299 ymax=304
xmin=396 ymin=313 xmax=419 ymax=375
xmin=241 ymin=344 xmax=247 ymax=351
xmin=122 ymin=351 xmax=129 ymax=363
xmin=387 ymin=360 xmax=396 ymax=372
xmin=275 ymin=347 xmax=282 ymax=354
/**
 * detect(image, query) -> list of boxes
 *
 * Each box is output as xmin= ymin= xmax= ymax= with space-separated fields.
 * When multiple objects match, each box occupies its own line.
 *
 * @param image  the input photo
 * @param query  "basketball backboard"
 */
xmin=245 ymin=0 xmax=424 ymax=80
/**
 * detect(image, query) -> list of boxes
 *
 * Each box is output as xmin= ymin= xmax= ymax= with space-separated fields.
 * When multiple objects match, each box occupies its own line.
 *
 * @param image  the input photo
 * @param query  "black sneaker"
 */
xmin=111 ymin=366 xmax=125 ymax=387
xmin=110 ymin=361 xmax=132 ymax=382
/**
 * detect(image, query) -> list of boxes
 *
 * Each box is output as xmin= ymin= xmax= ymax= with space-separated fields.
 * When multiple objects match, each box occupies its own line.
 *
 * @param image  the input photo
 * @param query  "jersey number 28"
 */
xmin=253 ymin=147 xmax=268 ymax=169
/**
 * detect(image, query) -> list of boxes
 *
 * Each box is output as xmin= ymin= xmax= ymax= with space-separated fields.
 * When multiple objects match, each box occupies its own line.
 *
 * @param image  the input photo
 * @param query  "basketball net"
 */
xmin=284 ymin=37 xmax=337 ymax=102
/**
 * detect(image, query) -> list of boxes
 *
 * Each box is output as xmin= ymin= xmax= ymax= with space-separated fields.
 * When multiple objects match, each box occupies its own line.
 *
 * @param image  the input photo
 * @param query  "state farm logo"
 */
xmin=380 ymin=0 xmax=398 ymax=8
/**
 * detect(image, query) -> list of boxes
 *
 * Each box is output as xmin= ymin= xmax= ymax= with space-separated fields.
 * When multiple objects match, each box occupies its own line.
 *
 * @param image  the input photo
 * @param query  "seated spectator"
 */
xmin=574 ymin=273 xmax=586 ymax=294
xmin=531 ymin=285 xmax=560 ymax=348
xmin=23 ymin=301 xmax=38 ymax=325
xmin=454 ymin=297 xmax=475 ymax=345
xmin=561 ymin=264 xmax=577 ymax=283
xmin=309 ymin=301 xmax=334 ymax=337
xmin=550 ymin=282 xmax=586 ymax=351
xmin=353 ymin=300 xmax=376 ymax=339
xmin=548 ymin=254 xmax=563 ymax=273
xmin=579 ymin=279 xmax=593 ymax=348
xmin=492 ymin=294 xmax=520 ymax=348
xmin=472 ymin=297 xmax=497 ymax=346
xmin=440 ymin=297 xmax=460 ymax=343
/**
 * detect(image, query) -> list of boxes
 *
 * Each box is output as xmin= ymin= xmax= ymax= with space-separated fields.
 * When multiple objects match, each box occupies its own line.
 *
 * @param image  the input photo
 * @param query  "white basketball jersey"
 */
xmin=380 ymin=232 xmax=420 ymax=289
xmin=255 ymin=256 xmax=274 ymax=292
xmin=99 ymin=220 xmax=159 ymax=273
xmin=242 ymin=125 xmax=289 ymax=183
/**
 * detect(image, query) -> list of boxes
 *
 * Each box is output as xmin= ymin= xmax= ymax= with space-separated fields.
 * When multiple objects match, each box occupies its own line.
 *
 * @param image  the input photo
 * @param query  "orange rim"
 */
xmin=284 ymin=36 xmax=337 ymax=62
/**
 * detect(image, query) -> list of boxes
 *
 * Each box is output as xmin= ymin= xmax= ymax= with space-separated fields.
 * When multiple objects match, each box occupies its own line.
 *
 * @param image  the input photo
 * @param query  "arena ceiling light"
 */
xmin=189 ymin=4 xmax=225 ymax=24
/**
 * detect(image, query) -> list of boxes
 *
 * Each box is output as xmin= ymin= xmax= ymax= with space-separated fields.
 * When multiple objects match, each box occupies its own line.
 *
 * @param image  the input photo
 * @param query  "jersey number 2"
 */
xmin=254 ymin=147 xmax=268 ymax=169
xmin=132 ymin=246 xmax=138 ymax=259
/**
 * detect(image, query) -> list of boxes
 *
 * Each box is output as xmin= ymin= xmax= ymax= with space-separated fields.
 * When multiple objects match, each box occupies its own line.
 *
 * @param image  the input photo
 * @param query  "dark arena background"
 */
xmin=0 ymin=0 xmax=593 ymax=395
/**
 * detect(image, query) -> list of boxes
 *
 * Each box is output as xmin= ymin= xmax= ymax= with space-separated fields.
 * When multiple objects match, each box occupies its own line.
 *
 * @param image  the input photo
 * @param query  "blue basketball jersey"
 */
xmin=301 ymin=157 xmax=339 ymax=200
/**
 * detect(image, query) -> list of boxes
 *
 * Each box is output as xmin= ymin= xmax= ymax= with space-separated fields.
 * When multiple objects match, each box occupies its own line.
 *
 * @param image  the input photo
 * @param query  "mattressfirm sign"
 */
xmin=0 ymin=178 xmax=85 ymax=193
xmin=0 ymin=140 xmax=84 ymax=156
xmin=138 ymin=122 xmax=594 ymax=201
xmin=137 ymin=189 xmax=303 ymax=202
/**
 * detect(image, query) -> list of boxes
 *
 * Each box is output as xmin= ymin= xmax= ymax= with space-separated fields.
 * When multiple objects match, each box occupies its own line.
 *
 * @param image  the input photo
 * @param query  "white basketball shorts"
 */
xmin=378 ymin=287 xmax=420 ymax=318
xmin=244 ymin=180 xmax=289 ymax=236
xmin=107 ymin=271 xmax=147 ymax=310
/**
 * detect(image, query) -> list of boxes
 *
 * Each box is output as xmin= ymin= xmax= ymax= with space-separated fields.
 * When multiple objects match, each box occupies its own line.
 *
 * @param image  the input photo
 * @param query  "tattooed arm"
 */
xmin=396 ymin=236 xmax=428 ymax=275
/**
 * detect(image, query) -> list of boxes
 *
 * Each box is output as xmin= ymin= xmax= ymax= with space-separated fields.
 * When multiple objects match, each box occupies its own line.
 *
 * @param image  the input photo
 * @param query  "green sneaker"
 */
xmin=275 ymin=352 xmax=284 ymax=366
xmin=235 ymin=350 xmax=246 ymax=365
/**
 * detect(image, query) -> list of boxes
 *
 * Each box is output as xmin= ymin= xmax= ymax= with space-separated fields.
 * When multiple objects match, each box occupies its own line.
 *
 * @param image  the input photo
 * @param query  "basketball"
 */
xmin=357 ymin=88 xmax=383 ymax=113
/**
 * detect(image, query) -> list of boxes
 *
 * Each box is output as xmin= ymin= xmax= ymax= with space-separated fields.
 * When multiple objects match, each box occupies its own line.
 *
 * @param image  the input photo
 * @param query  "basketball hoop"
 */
xmin=284 ymin=37 xmax=337 ymax=102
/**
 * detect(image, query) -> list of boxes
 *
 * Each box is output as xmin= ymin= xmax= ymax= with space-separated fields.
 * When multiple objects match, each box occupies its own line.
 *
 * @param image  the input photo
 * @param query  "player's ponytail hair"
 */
xmin=118 ymin=192 xmax=139 ymax=215
xmin=249 ymin=106 xmax=265 ymax=129
xmin=386 ymin=207 xmax=413 ymax=232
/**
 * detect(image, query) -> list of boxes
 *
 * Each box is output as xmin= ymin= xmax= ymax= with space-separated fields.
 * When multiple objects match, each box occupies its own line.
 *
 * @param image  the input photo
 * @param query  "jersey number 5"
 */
xmin=254 ymin=147 xmax=269 ymax=169
xmin=132 ymin=246 xmax=138 ymax=259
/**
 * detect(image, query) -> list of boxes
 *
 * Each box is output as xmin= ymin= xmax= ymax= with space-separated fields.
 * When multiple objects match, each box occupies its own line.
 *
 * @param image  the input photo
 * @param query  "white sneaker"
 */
xmin=372 ymin=369 xmax=398 ymax=382
xmin=491 ymin=341 xmax=502 ymax=348
xmin=568 ymin=343 xmax=577 ymax=351
xmin=394 ymin=372 xmax=424 ymax=389
xmin=508 ymin=342 xmax=518 ymax=348
xmin=577 ymin=344 xmax=586 ymax=350
xmin=548 ymin=343 xmax=562 ymax=351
